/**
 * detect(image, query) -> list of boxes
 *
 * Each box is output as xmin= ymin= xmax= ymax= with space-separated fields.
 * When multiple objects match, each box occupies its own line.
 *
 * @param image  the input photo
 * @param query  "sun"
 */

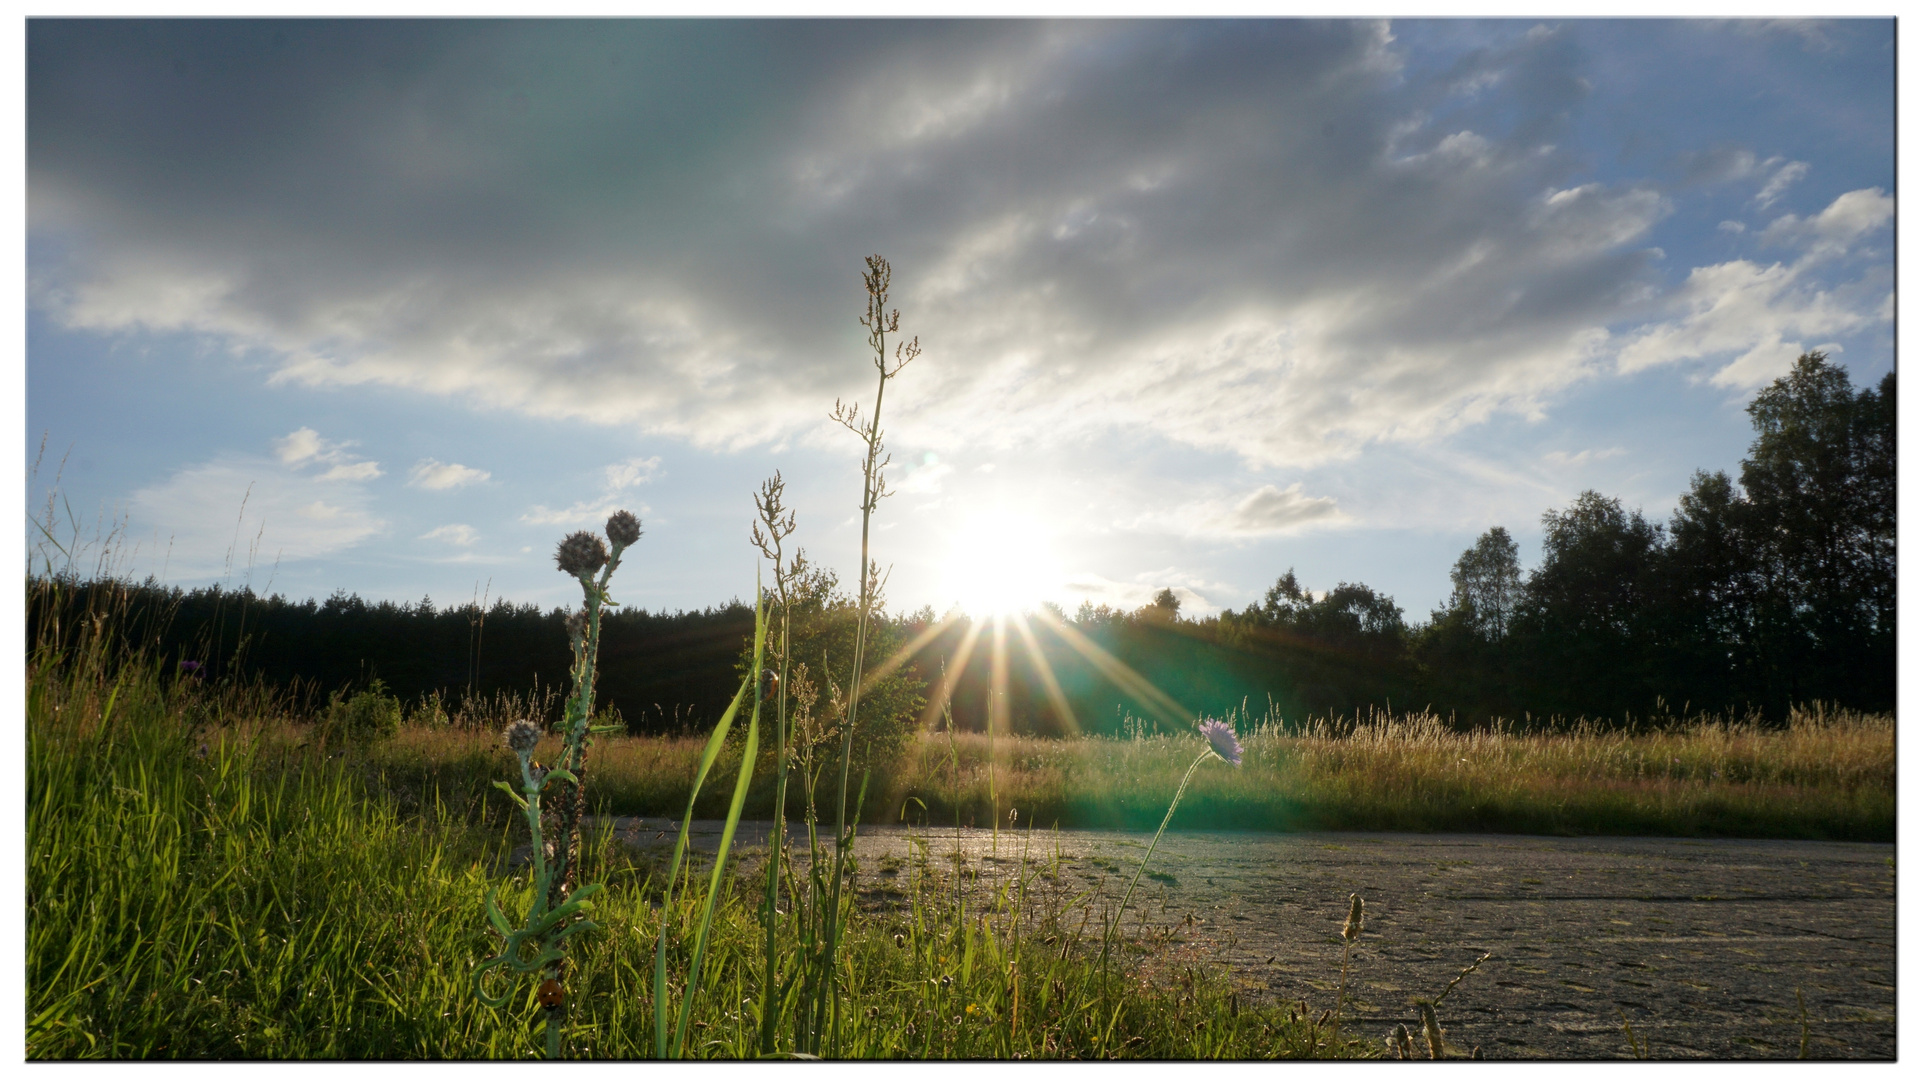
xmin=940 ymin=508 xmax=1064 ymax=618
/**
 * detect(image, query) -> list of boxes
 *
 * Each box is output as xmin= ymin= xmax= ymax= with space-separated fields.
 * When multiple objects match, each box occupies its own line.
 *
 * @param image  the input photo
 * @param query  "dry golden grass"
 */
xmin=361 ymin=704 xmax=1892 ymax=841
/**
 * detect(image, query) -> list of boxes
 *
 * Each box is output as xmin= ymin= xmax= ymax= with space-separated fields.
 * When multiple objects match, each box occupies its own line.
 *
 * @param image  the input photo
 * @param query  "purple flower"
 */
xmin=178 ymin=660 xmax=205 ymax=681
xmin=1200 ymin=718 xmax=1242 ymax=766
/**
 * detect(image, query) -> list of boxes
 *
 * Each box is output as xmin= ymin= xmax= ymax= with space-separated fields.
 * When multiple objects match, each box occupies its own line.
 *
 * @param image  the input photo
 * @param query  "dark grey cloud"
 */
xmin=24 ymin=20 xmax=1823 ymax=468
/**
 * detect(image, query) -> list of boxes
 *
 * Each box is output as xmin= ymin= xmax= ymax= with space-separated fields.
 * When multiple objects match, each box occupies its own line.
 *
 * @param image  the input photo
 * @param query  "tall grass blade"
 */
xmin=669 ymin=579 xmax=767 ymax=1058
xmin=652 ymin=674 xmax=749 ymax=1058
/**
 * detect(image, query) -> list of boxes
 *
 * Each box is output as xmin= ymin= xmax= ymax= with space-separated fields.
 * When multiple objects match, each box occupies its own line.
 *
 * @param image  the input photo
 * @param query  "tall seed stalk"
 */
xmin=750 ymin=473 xmax=798 ymax=1055
xmin=809 ymin=253 xmax=918 ymax=1055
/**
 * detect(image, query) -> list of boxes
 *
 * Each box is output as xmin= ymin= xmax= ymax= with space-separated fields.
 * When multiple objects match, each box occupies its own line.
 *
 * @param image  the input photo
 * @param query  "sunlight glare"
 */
xmin=940 ymin=509 xmax=1062 ymax=617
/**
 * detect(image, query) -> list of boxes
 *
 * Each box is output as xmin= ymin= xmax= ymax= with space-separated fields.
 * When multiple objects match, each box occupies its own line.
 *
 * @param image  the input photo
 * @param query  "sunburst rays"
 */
xmin=909 ymin=604 xmax=1196 ymax=739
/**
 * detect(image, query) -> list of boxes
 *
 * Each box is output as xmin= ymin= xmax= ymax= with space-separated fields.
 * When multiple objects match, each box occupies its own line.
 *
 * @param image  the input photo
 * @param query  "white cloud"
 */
xmin=1759 ymin=187 xmax=1894 ymax=256
xmin=409 ymin=458 xmax=491 ymax=491
xmin=604 ymin=456 xmax=662 ymax=489
xmin=896 ymin=457 xmax=954 ymax=495
xmin=128 ymin=455 xmax=385 ymax=579
xmin=320 ymin=461 xmax=384 ymax=482
xmin=1617 ymin=189 xmax=1892 ymax=389
xmin=274 ymin=427 xmax=329 ymax=465
xmin=420 ymin=523 xmax=479 ymax=546
xmin=271 ymin=426 xmax=382 ymax=480
xmin=1753 ymin=160 xmax=1809 ymax=209
xmin=1717 ymin=220 xmax=1746 ymax=234
xmin=1543 ymin=447 xmax=1626 ymax=467
xmin=522 ymin=457 xmax=657 ymax=527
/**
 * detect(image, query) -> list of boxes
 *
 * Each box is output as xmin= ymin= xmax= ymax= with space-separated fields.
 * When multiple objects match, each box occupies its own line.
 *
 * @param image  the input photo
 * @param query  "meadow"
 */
xmin=28 ymin=646 xmax=1384 ymax=1060
xmin=364 ymin=702 xmax=1895 ymax=843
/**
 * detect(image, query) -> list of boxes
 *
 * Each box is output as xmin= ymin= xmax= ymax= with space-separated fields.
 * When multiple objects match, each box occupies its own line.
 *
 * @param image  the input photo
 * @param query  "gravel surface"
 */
xmin=594 ymin=819 xmax=1896 ymax=1061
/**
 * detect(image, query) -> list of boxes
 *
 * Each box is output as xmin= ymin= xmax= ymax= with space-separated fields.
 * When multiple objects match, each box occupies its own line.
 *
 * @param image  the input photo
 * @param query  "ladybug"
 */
xmin=538 ymin=978 xmax=565 ymax=1009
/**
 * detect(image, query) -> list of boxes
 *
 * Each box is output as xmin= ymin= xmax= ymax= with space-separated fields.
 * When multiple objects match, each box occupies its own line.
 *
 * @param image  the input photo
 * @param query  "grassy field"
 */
xmin=366 ymin=704 xmax=1895 ymax=842
xmin=29 ymin=656 xmax=1381 ymax=1060
xmin=27 ymin=587 xmax=1891 ymax=1060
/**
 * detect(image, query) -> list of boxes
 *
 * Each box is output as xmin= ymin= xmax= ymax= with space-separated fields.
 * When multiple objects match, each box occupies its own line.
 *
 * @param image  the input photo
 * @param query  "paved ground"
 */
xmin=593 ymin=819 xmax=1897 ymax=1060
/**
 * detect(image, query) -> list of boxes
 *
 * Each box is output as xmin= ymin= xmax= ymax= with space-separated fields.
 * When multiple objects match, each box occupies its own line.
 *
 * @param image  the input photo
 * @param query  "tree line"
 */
xmin=33 ymin=353 xmax=1891 ymax=735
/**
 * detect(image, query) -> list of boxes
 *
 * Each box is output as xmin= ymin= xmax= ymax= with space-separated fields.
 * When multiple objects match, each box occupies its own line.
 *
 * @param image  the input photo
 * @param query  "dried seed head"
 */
xmin=1342 ymin=893 xmax=1364 ymax=941
xmin=505 ymin=720 xmax=542 ymax=756
xmin=605 ymin=509 xmax=642 ymax=549
xmin=555 ymin=531 xmax=608 ymax=578
xmin=565 ymin=610 xmax=587 ymax=643
xmin=1419 ymin=1000 xmax=1444 ymax=1059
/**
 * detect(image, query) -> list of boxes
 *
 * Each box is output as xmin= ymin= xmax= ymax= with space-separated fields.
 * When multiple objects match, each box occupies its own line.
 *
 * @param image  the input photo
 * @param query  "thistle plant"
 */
xmin=473 ymin=510 xmax=640 ymax=1058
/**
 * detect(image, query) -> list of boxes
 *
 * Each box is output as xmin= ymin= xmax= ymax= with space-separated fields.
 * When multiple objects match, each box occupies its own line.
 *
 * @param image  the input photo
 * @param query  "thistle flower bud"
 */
xmin=1342 ymin=893 xmax=1364 ymax=941
xmin=505 ymin=720 xmax=542 ymax=756
xmin=1391 ymin=1024 xmax=1414 ymax=1060
xmin=605 ymin=509 xmax=642 ymax=549
xmin=555 ymin=531 xmax=608 ymax=578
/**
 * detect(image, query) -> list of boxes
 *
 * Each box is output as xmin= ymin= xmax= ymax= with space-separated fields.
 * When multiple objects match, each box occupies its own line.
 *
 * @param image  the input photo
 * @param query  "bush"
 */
xmin=323 ymin=678 xmax=403 ymax=744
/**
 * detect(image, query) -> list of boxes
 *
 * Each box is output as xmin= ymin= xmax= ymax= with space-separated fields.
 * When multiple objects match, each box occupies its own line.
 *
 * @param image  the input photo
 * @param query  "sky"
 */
xmin=22 ymin=17 xmax=1898 ymax=623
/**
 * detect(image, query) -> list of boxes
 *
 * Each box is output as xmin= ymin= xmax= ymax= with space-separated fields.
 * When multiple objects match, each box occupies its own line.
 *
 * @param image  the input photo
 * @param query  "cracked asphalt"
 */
xmin=597 ymin=820 xmax=1896 ymax=1060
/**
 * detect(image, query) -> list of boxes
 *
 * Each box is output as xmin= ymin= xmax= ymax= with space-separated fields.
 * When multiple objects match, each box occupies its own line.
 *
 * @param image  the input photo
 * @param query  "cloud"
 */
xmin=420 ymin=523 xmax=479 ymax=546
xmin=1219 ymin=484 xmax=1345 ymax=535
xmin=895 ymin=456 xmax=954 ymax=495
xmin=274 ymin=427 xmax=330 ymax=466
xmin=1678 ymin=146 xmax=1762 ymax=186
xmin=521 ymin=456 xmax=657 ymax=526
xmin=272 ymin=426 xmax=383 ymax=480
xmin=129 ymin=453 xmax=385 ymax=579
xmin=1759 ymin=187 xmax=1894 ymax=256
xmin=1542 ymin=447 xmax=1626 ymax=467
xmin=1617 ymin=189 xmax=1892 ymax=388
xmin=27 ymin=21 xmax=1702 ymax=472
xmin=320 ymin=461 xmax=384 ymax=482
xmin=604 ymin=456 xmax=662 ymax=489
xmin=409 ymin=458 xmax=491 ymax=490
xmin=25 ymin=22 xmax=1894 ymax=482
xmin=1753 ymin=160 xmax=1809 ymax=209
xmin=1113 ymin=481 xmax=1346 ymax=540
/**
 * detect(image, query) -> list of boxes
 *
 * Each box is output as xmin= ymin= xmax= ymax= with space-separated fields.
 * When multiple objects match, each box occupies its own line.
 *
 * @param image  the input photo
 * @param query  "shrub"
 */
xmin=323 ymin=678 xmax=404 ymax=744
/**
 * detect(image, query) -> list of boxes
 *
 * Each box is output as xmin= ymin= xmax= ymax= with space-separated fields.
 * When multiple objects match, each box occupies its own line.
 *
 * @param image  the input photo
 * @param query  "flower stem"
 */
xmin=1102 ymin=747 xmax=1213 ymax=970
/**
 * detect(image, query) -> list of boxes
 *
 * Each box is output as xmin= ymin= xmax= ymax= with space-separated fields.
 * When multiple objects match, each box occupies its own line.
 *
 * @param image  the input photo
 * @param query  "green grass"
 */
xmin=362 ymin=704 xmax=1895 ymax=842
xmin=27 ymin=657 xmax=1365 ymax=1060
